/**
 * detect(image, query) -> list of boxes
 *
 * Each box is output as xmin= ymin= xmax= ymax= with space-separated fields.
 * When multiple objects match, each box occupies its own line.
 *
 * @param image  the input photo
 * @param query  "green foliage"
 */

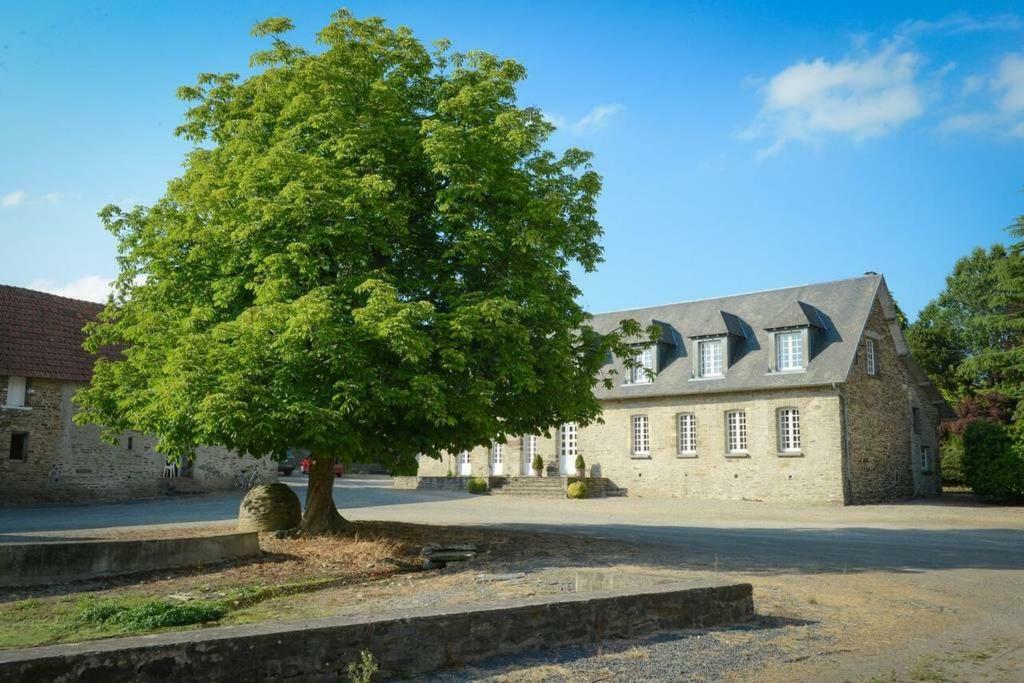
xmin=962 ymin=420 xmax=1024 ymax=500
xmin=574 ymin=454 xmax=585 ymax=472
xmin=466 ymin=477 xmax=488 ymax=494
xmin=78 ymin=599 xmax=227 ymax=631
xmin=940 ymin=434 xmax=966 ymax=485
xmin=907 ymin=245 xmax=1021 ymax=402
xmin=74 ymin=9 xmax=641 ymax=483
xmin=531 ymin=453 xmax=544 ymax=472
xmin=347 ymin=649 xmax=379 ymax=683
xmin=567 ymin=481 xmax=588 ymax=499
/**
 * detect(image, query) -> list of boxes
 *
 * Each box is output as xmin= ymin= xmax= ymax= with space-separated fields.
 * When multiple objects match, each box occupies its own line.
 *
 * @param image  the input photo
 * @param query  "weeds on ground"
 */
xmin=347 ymin=649 xmax=379 ymax=682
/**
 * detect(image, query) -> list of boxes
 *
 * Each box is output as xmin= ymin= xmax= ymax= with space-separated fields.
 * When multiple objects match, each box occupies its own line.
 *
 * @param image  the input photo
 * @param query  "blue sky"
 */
xmin=1 ymin=2 xmax=1022 ymax=320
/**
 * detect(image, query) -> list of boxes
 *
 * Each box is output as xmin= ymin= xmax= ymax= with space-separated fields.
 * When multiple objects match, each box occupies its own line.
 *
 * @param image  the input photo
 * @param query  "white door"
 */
xmin=459 ymin=450 xmax=472 ymax=476
xmin=491 ymin=443 xmax=503 ymax=476
xmin=558 ymin=423 xmax=577 ymax=474
xmin=522 ymin=435 xmax=537 ymax=476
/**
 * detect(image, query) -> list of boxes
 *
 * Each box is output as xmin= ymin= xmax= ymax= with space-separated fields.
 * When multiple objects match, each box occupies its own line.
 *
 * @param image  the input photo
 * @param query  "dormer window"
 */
xmin=698 ymin=339 xmax=724 ymax=378
xmin=775 ymin=331 xmax=804 ymax=371
xmin=625 ymin=346 xmax=655 ymax=384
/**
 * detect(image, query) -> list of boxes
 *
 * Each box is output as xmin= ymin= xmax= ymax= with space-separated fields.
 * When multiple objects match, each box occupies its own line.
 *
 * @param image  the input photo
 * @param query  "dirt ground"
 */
xmin=2 ymin=520 xmax=1022 ymax=682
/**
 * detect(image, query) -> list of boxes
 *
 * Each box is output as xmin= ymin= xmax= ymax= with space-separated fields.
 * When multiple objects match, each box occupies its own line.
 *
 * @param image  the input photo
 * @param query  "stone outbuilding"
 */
xmin=417 ymin=274 xmax=950 ymax=505
xmin=0 ymin=285 xmax=275 ymax=505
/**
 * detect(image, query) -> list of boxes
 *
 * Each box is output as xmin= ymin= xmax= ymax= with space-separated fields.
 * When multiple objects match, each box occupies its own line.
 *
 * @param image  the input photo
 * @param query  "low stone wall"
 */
xmin=0 ymin=532 xmax=259 ymax=588
xmin=392 ymin=476 xmax=475 ymax=491
xmin=0 ymin=581 xmax=752 ymax=681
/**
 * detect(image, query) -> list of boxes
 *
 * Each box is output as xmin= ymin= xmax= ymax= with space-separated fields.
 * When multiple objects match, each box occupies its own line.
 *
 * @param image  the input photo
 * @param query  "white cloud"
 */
xmin=28 ymin=275 xmax=112 ymax=303
xmin=545 ymin=103 xmax=625 ymax=136
xmin=1 ymin=190 xmax=25 ymax=208
xmin=940 ymin=53 xmax=1024 ymax=138
xmin=744 ymin=45 xmax=924 ymax=156
xmin=994 ymin=53 xmax=1024 ymax=113
xmin=898 ymin=13 xmax=1024 ymax=36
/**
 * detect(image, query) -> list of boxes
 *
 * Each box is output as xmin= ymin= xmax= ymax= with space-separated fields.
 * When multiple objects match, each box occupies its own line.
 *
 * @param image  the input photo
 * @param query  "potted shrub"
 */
xmin=574 ymin=454 xmax=586 ymax=478
xmin=466 ymin=477 xmax=488 ymax=494
xmin=531 ymin=453 xmax=544 ymax=476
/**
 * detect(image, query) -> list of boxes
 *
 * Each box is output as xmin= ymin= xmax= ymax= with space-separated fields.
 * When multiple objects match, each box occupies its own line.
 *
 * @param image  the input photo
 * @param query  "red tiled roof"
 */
xmin=0 ymin=285 xmax=106 ymax=382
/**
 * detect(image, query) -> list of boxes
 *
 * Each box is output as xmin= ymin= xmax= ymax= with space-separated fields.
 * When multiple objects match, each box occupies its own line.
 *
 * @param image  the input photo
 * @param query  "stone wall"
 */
xmin=0 ymin=581 xmax=753 ymax=681
xmin=843 ymin=299 xmax=941 ymax=503
xmin=0 ymin=532 xmax=259 ymax=588
xmin=0 ymin=379 xmax=275 ymax=505
xmin=418 ymin=387 xmax=845 ymax=504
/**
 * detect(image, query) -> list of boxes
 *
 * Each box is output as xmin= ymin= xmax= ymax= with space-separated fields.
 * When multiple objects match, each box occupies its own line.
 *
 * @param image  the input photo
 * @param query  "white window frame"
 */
xmin=632 ymin=415 xmax=650 ymax=456
xmin=775 ymin=331 xmax=803 ymax=372
xmin=559 ymin=423 xmax=577 ymax=458
xmin=865 ymin=338 xmax=877 ymax=376
xmin=778 ymin=407 xmax=801 ymax=453
xmin=726 ymin=410 xmax=747 ymax=454
xmin=4 ymin=376 xmax=27 ymax=408
xmin=522 ymin=435 xmax=537 ymax=459
xmin=920 ymin=445 xmax=932 ymax=472
xmin=626 ymin=345 xmax=655 ymax=384
xmin=491 ymin=442 xmax=503 ymax=464
xmin=677 ymin=413 xmax=697 ymax=456
xmin=698 ymin=339 xmax=725 ymax=378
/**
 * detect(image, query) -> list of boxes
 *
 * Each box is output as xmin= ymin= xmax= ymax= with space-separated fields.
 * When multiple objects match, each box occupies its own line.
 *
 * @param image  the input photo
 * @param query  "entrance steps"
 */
xmin=489 ymin=476 xmax=568 ymax=498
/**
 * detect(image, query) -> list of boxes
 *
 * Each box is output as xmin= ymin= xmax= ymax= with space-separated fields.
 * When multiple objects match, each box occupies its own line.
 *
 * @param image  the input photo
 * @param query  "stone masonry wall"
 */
xmin=843 ymin=299 xmax=942 ymax=504
xmin=0 ymin=379 xmax=274 ymax=505
xmin=418 ymin=386 xmax=846 ymax=504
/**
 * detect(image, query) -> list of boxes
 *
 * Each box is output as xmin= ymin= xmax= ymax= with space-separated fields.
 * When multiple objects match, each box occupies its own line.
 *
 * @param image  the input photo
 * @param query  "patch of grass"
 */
xmin=78 ymin=599 xmax=227 ymax=631
xmin=807 ymin=597 xmax=818 ymax=605
xmin=907 ymin=660 xmax=947 ymax=682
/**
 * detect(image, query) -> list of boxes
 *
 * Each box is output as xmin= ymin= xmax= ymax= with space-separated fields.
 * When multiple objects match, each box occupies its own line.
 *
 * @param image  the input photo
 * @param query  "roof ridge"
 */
xmin=0 ymin=283 xmax=105 ymax=308
xmin=588 ymin=274 xmax=882 ymax=317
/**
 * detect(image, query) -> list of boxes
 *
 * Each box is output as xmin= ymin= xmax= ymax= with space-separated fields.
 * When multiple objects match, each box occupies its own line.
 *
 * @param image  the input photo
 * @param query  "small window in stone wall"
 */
xmin=127 ymin=436 xmax=134 ymax=450
xmin=9 ymin=433 xmax=28 ymax=460
xmin=920 ymin=445 xmax=932 ymax=472
xmin=912 ymin=407 xmax=920 ymax=434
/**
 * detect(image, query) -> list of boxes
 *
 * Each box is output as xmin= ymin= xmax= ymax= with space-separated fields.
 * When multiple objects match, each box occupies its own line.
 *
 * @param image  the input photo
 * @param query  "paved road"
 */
xmin=2 ymin=477 xmax=1023 ymax=575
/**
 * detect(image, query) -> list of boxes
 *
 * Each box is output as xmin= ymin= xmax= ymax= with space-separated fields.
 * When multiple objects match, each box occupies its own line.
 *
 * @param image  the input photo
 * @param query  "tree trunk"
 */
xmin=299 ymin=455 xmax=348 ymax=535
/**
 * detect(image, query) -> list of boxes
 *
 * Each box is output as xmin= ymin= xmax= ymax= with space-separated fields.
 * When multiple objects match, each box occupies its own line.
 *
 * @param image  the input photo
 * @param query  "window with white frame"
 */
xmin=865 ymin=338 xmax=877 ymax=375
xmin=677 ymin=413 xmax=697 ymax=455
xmin=459 ymin=450 xmax=471 ymax=465
xmin=491 ymin=442 xmax=503 ymax=465
xmin=698 ymin=339 xmax=724 ymax=378
xmin=778 ymin=407 xmax=801 ymax=453
xmin=4 ymin=376 xmax=27 ymax=408
xmin=920 ymin=445 xmax=932 ymax=472
xmin=522 ymin=435 xmax=537 ymax=459
xmin=626 ymin=345 xmax=655 ymax=384
xmin=559 ymin=423 xmax=577 ymax=458
xmin=726 ymin=410 xmax=747 ymax=453
xmin=632 ymin=415 xmax=650 ymax=455
xmin=775 ymin=331 xmax=803 ymax=371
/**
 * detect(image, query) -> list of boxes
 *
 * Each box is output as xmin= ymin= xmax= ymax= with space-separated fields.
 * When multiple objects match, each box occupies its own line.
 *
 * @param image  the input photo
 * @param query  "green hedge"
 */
xmin=466 ymin=477 xmax=488 ymax=494
xmin=963 ymin=421 xmax=1024 ymax=500
xmin=940 ymin=434 xmax=966 ymax=485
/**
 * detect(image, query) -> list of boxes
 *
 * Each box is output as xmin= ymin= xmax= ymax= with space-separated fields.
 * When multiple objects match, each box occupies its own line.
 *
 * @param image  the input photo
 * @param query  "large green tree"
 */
xmin=907 ymin=244 xmax=1021 ymax=401
xmin=77 ymin=11 xmax=645 ymax=534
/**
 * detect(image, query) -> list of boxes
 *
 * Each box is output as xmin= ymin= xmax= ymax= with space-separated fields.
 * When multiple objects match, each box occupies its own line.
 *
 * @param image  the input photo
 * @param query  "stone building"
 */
xmin=416 ymin=274 xmax=949 ymax=504
xmin=0 ymin=285 xmax=275 ymax=505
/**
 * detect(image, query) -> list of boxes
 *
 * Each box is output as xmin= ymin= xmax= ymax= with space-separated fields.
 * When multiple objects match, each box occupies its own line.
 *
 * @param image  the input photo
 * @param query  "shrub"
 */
xmin=79 ymin=599 xmax=227 ymax=631
xmin=567 ymin=481 xmax=588 ymax=499
xmin=347 ymin=649 xmax=379 ymax=683
xmin=574 ymin=454 xmax=586 ymax=472
xmin=940 ymin=433 xmax=966 ymax=485
xmin=466 ymin=477 xmax=488 ymax=494
xmin=531 ymin=453 xmax=544 ymax=473
xmin=962 ymin=421 xmax=1024 ymax=500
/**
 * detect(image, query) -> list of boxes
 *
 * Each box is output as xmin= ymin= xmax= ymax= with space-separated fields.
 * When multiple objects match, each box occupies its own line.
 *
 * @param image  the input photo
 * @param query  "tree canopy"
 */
xmin=76 ymin=11 xmax=646 ymax=532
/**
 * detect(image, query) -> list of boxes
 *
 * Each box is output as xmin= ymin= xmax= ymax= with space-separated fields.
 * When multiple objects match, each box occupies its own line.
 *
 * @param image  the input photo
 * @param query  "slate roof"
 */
xmin=0 ymin=285 xmax=105 ymax=382
xmin=588 ymin=275 xmax=883 ymax=400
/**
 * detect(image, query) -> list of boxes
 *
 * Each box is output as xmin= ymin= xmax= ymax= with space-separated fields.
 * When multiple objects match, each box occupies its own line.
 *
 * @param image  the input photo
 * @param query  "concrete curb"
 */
xmin=0 ymin=532 xmax=259 ymax=588
xmin=0 ymin=580 xmax=753 ymax=681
